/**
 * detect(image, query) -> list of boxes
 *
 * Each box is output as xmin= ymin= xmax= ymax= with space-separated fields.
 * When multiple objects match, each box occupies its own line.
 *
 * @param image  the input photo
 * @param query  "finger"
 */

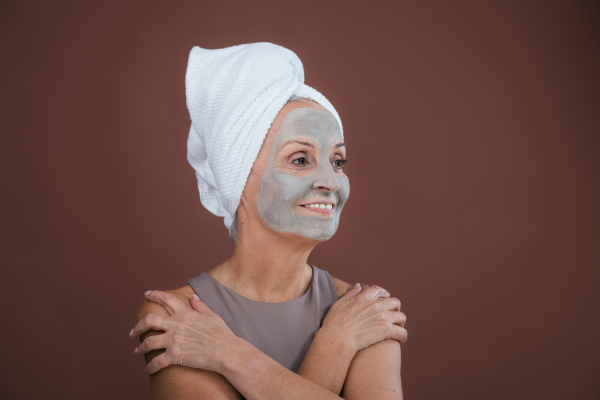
xmin=377 ymin=296 xmax=401 ymax=312
xmin=131 ymin=313 xmax=169 ymax=338
xmin=190 ymin=293 xmax=214 ymax=314
xmin=145 ymin=290 xmax=187 ymax=315
xmin=136 ymin=333 xmax=167 ymax=356
xmin=146 ymin=352 xmax=172 ymax=375
xmin=340 ymin=283 xmax=362 ymax=299
xmin=387 ymin=311 xmax=407 ymax=328
xmin=386 ymin=325 xmax=408 ymax=344
xmin=360 ymin=285 xmax=390 ymax=301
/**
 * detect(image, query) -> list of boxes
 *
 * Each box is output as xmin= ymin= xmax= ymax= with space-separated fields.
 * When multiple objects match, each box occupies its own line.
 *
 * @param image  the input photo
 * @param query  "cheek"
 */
xmin=257 ymin=170 xmax=313 ymax=212
xmin=337 ymin=177 xmax=350 ymax=206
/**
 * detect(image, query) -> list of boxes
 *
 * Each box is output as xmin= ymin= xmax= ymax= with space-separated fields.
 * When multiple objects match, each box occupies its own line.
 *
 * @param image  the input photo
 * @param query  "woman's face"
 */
xmin=254 ymin=103 xmax=350 ymax=241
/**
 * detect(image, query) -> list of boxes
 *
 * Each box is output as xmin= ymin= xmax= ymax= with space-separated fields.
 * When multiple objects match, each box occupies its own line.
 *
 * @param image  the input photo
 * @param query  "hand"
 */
xmin=130 ymin=290 xmax=238 ymax=374
xmin=320 ymin=284 xmax=407 ymax=353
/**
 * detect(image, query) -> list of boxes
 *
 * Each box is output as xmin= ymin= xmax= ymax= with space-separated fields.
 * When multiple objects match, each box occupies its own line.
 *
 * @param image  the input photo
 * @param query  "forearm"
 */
xmin=297 ymin=327 xmax=356 ymax=394
xmin=217 ymin=337 xmax=342 ymax=400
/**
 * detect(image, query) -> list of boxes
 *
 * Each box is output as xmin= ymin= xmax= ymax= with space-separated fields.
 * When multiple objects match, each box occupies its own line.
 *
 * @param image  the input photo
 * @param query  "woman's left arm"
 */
xmin=341 ymin=339 xmax=402 ymax=399
xmin=296 ymin=328 xmax=402 ymax=399
xmin=296 ymin=282 xmax=403 ymax=398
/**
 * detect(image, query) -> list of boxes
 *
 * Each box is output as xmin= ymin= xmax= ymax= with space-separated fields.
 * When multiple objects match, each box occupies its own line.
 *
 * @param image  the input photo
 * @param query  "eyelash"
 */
xmin=291 ymin=157 xmax=348 ymax=170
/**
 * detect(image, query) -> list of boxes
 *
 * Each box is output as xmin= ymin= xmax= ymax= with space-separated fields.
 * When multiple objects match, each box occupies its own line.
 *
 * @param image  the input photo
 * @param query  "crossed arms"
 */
xmin=132 ymin=281 xmax=405 ymax=399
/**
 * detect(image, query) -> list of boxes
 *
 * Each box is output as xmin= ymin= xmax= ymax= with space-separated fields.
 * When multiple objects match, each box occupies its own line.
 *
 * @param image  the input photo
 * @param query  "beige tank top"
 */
xmin=186 ymin=265 xmax=339 ymax=373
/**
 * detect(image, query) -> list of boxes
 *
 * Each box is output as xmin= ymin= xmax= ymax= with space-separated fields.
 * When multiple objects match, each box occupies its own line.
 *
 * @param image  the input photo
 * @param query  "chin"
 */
xmin=266 ymin=215 xmax=340 ymax=242
xmin=296 ymin=223 xmax=338 ymax=242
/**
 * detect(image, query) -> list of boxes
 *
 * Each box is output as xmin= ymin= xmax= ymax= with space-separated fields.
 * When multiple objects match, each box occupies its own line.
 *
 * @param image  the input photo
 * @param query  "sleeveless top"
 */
xmin=186 ymin=265 xmax=339 ymax=373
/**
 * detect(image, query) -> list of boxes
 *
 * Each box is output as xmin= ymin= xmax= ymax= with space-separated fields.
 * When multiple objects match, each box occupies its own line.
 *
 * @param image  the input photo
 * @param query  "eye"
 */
xmin=293 ymin=157 xmax=308 ymax=165
xmin=332 ymin=158 xmax=348 ymax=169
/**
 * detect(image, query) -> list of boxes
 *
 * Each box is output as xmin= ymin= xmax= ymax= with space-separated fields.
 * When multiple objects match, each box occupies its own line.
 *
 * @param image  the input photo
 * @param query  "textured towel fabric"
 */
xmin=185 ymin=42 xmax=343 ymax=231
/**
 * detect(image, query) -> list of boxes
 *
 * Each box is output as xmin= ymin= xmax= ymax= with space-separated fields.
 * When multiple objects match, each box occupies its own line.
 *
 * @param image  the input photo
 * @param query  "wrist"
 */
xmin=215 ymin=336 xmax=255 ymax=376
xmin=316 ymin=325 xmax=358 ymax=356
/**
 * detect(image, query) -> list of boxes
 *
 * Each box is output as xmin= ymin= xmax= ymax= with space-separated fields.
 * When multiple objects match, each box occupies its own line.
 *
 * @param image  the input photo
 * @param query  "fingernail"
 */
xmin=129 ymin=328 xmax=134 ymax=337
xmin=354 ymin=282 xmax=360 ymax=288
xmin=144 ymin=290 xmax=152 ymax=295
xmin=134 ymin=348 xmax=138 ymax=354
xmin=193 ymin=294 xmax=200 ymax=300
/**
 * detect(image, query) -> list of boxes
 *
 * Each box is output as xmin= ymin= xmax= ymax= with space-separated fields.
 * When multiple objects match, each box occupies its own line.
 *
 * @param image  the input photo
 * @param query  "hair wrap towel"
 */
xmin=185 ymin=42 xmax=343 ymax=231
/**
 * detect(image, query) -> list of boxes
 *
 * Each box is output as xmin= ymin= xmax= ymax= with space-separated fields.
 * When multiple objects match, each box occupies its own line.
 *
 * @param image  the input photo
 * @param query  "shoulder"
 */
xmin=330 ymin=276 xmax=372 ymax=300
xmin=136 ymin=285 xmax=196 ymax=323
xmin=331 ymin=277 xmax=353 ymax=299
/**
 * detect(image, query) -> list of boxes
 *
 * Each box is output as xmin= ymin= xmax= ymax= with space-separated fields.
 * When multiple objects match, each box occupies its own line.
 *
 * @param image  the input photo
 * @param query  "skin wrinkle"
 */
xmin=257 ymin=107 xmax=350 ymax=240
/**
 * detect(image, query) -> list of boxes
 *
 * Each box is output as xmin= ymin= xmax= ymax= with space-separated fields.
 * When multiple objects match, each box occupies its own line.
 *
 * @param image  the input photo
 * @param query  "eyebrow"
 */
xmin=280 ymin=140 xmax=316 ymax=149
xmin=335 ymin=143 xmax=346 ymax=149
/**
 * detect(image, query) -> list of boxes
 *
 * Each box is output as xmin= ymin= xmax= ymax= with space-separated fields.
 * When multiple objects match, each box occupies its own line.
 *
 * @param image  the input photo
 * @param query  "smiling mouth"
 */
xmin=298 ymin=202 xmax=335 ymax=214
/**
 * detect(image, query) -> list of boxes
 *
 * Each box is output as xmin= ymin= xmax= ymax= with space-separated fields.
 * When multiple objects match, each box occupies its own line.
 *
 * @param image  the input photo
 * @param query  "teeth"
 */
xmin=305 ymin=204 xmax=334 ymax=210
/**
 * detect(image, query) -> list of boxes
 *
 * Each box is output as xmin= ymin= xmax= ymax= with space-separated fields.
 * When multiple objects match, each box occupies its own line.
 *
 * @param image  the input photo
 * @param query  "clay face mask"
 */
xmin=257 ymin=107 xmax=350 ymax=240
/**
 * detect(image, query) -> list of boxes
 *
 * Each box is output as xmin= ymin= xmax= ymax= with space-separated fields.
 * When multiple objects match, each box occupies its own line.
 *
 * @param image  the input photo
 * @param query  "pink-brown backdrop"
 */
xmin=1 ymin=1 xmax=599 ymax=399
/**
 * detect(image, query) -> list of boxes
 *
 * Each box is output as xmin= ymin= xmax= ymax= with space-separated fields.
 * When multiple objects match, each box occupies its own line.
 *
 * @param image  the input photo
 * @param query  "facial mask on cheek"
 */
xmin=256 ymin=108 xmax=350 ymax=240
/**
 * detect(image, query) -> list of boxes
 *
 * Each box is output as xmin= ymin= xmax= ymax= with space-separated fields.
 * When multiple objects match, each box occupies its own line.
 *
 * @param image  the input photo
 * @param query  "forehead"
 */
xmin=274 ymin=107 xmax=342 ymax=145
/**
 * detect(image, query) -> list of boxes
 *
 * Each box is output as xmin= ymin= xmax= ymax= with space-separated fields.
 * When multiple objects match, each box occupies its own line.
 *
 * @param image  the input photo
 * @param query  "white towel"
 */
xmin=185 ymin=42 xmax=343 ymax=231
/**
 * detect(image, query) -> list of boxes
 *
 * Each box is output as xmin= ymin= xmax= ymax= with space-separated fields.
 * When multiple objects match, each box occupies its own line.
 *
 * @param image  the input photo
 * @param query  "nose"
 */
xmin=311 ymin=161 xmax=341 ymax=193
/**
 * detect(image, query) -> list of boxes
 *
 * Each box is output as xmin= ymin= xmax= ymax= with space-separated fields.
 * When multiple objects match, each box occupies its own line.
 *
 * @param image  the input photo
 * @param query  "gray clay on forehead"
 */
xmin=257 ymin=107 xmax=350 ymax=240
xmin=272 ymin=108 xmax=342 ymax=149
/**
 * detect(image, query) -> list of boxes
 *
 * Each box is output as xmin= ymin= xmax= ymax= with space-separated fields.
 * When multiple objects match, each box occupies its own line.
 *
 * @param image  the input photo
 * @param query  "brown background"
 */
xmin=1 ymin=0 xmax=599 ymax=399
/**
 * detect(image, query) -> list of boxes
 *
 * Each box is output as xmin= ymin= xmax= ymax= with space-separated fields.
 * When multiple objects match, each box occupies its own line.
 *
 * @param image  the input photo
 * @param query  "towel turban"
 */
xmin=185 ymin=42 xmax=343 ymax=231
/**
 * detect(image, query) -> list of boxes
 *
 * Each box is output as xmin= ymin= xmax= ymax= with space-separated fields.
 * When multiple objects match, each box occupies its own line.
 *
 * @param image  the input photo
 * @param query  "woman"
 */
xmin=129 ymin=42 xmax=408 ymax=399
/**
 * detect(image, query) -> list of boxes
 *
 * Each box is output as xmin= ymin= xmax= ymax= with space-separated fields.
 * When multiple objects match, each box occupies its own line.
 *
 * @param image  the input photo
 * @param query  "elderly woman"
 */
xmin=130 ymin=42 xmax=408 ymax=399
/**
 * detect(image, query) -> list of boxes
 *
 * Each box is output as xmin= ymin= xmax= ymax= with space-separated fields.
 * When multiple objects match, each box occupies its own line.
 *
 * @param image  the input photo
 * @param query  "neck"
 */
xmin=213 ymin=223 xmax=317 ymax=303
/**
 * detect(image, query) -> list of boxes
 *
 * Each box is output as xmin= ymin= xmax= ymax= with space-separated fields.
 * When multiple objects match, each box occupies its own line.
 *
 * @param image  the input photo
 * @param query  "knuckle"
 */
xmin=152 ymin=357 xmax=163 ymax=370
xmin=145 ymin=314 xmax=155 ymax=324
xmin=164 ymin=293 xmax=175 ymax=301
xmin=143 ymin=337 xmax=153 ymax=348
xmin=376 ymin=312 xmax=388 ymax=324
xmin=392 ymin=297 xmax=401 ymax=308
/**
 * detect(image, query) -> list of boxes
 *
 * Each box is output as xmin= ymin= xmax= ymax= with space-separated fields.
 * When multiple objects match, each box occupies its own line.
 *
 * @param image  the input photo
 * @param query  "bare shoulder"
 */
xmin=135 ymin=285 xmax=195 ymax=322
xmin=331 ymin=276 xmax=373 ymax=299
xmin=331 ymin=277 xmax=353 ymax=299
